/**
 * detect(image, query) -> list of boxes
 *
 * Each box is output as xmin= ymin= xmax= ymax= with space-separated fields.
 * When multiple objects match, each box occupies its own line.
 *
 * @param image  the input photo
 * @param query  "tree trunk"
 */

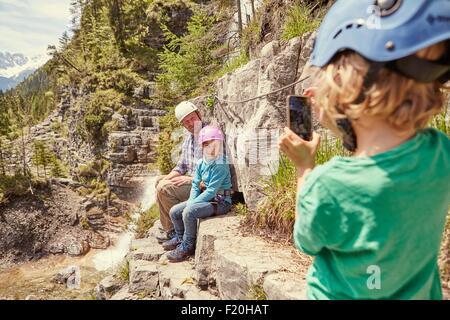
xmin=250 ymin=0 xmax=256 ymax=18
xmin=0 ymin=140 xmax=5 ymax=176
xmin=20 ymin=128 xmax=27 ymax=176
xmin=237 ymin=0 xmax=243 ymax=35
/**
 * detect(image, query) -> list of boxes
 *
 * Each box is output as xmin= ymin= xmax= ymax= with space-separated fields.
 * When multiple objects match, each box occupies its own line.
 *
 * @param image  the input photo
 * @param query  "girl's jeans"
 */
xmin=169 ymin=200 xmax=232 ymax=247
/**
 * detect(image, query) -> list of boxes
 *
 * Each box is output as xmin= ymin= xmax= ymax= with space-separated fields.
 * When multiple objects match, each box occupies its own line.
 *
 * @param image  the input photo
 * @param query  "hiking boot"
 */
xmin=167 ymin=242 xmax=195 ymax=262
xmin=162 ymin=236 xmax=182 ymax=251
xmin=156 ymin=230 xmax=176 ymax=244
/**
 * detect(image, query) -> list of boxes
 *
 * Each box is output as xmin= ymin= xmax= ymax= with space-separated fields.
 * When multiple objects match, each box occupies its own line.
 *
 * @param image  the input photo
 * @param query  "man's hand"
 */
xmin=165 ymin=171 xmax=181 ymax=181
xmin=279 ymin=127 xmax=320 ymax=172
xmin=170 ymin=175 xmax=193 ymax=186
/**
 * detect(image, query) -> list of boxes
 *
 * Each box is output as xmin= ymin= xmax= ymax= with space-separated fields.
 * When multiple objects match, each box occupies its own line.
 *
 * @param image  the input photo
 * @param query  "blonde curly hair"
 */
xmin=312 ymin=42 xmax=448 ymax=132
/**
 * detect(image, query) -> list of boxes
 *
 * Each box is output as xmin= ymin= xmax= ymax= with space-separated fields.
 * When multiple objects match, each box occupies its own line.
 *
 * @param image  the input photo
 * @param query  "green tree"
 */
xmin=32 ymin=141 xmax=54 ymax=178
xmin=50 ymin=155 xmax=67 ymax=178
xmin=156 ymin=10 xmax=220 ymax=105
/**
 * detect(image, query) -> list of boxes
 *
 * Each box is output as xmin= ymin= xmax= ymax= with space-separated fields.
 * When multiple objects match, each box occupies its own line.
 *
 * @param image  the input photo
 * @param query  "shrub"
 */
xmin=281 ymin=1 xmax=324 ymax=40
xmin=155 ymin=10 xmax=220 ymax=105
xmin=135 ymin=204 xmax=160 ymax=239
xmin=0 ymin=174 xmax=30 ymax=204
xmin=118 ymin=261 xmax=130 ymax=283
xmin=431 ymin=103 xmax=449 ymax=136
xmin=215 ymin=51 xmax=249 ymax=79
xmin=156 ymin=110 xmax=181 ymax=174
xmin=247 ymin=285 xmax=267 ymax=300
xmin=79 ymin=89 xmax=124 ymax=144
xmin=245 ymin=136 xmax=348 ymax=241
xmin=247 ymin=156 xmax=297 ymax=239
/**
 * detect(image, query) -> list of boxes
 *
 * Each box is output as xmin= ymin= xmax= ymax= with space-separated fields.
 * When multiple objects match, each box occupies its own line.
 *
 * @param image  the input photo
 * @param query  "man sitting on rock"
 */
xmin=154 ymin=101 xmax=204 ymax=243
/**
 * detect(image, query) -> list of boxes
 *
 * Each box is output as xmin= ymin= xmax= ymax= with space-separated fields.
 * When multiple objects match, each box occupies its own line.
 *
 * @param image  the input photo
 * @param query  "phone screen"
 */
xmin=287 ymin=95 xmax=312 ymax=141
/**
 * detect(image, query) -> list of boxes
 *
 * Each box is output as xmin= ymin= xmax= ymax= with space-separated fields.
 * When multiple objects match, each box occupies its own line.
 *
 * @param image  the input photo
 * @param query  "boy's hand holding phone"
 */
xmin=279 ymin=91 xmax=320 ymax=171
xmin=279 ymin=127 xmax=320 ymax=171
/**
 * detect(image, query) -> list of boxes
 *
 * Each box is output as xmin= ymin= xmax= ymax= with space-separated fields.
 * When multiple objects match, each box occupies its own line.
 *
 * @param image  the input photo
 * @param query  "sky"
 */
xmin=0 ymin=0 xmax=72 ymax=57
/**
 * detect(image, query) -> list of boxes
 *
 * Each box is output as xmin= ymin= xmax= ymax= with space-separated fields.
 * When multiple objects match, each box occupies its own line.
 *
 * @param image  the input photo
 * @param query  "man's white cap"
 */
xmin=175 ymin=101 xmax=198 ymax=122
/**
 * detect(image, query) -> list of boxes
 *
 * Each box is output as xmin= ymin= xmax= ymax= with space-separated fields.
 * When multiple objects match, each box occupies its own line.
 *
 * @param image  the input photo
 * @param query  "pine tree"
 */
xmin=0 ymin=136 xmax=11 ymax=176
xmin=32 ymin=141 xmax=53 ymax=178
xmin=50 ymin=155 xmax=67 ymax=178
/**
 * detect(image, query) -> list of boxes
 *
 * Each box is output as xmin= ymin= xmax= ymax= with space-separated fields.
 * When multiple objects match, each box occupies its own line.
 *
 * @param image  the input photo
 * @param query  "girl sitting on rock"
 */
xmin=163 ymin=125 xmax=232 ymax=262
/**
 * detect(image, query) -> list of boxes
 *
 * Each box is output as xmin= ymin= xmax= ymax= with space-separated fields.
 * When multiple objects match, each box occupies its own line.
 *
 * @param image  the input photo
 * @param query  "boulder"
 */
xmin=194 ymin=215 xmax=310 ymax=300
xmin=128 ymin=238 xmax=166 ymax=262
xmin=128 ymin=260 xmax=159 ymax=293
xmin=52 ymin=265 xmax=81 ymax=289
xmin=95 ymin=275 xmax=122 ymax=300
xmin=88 ymin=233 xmax=110 ymax=249
xmin=263 ymin=273 xmax=307 ymax=300
xmin=195 ymin=33 xmax=315 ymax=211
xmin=158 ymin=261 xmax=197 ymax=299
xmin=63 ymin=236 xmax=90 ymax=256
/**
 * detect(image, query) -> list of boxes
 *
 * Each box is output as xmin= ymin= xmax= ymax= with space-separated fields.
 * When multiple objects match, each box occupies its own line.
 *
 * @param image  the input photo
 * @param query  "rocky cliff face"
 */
xmin=195 ymin=32 xmax=315 ymax=210
xmin=25 ymin=85 xmax=166 ymax=202
xmin=0 ymin=181 xmax=129 ymax=267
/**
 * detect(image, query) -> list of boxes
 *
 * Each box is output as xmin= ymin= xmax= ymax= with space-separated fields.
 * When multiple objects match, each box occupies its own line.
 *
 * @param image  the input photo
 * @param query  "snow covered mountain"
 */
xmin=0 ymin=52 xmax=48 ymax=91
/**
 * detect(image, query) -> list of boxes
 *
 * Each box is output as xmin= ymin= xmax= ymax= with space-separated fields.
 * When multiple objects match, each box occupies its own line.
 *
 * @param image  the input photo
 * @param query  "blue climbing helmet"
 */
xmin=310 ymin=0 xmax=450 ymax=83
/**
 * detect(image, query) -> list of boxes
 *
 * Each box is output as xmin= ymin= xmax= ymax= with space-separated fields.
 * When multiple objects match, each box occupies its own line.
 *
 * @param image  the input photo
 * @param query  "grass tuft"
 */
xmin=281 ymin=1 xmax=324 ymax=40
xmin=134 ymin=204 xmax=160 ymax=239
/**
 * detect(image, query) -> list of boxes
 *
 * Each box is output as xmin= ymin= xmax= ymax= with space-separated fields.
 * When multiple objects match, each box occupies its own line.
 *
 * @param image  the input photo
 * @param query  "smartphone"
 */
xmin=287 ymin=95 xmax=312 ymax=141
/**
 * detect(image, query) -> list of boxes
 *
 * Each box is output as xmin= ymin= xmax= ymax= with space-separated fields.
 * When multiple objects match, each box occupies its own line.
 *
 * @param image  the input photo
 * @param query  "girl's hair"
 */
xmin=312 ymin=42 xmax=448 ymax=131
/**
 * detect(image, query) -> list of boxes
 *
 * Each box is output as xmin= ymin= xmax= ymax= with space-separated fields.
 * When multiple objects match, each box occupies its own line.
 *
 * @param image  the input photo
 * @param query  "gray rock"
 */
xmin=158 ymin=261 xmax=197 ymax=299
xmin=196 ymin=33 xmax=316 ymax=211
xmin=128 ymin=238 xmax=165 ymax=262
xmin=109 ymin=285 xmax=138 ymax=300
xmin=263 ymin=273 xmax=307 ymax=300
xmin=95 ymin=275 xmax=122 ymax=300
xmin=64 ymin=237 xmax=90 ymax=256
xmin=53 ymin=265 xmax=81 ymax=290
xmin=195 ymin=215 xmax=310 ymax=300
xmin=146 ymin=220 xmax=164 ymax=238
xmin=88 ymin=233 xmax=110 ymax=249
xmin=128 ymin=260 xmax=159 ymax=293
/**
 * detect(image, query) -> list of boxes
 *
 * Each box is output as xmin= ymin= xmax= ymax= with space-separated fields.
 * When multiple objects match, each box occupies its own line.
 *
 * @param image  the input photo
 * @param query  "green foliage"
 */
xmin=118 ymin=260 xmax=130 ymax=283
xmin=0 ymin=136 xmax=12 ymax=176
xmin=50 ymin=157 xmax=68 ymax=178
xmin=155 ymin=10 xmax=220 ymax=105
xmin=156 ymin=110 xmax=181 ymax=174
xmin=215 ymin=51 xmax=249 ymax=79
xmin=135 ymin=203 xmax=160 ymax=239
xmin=281 ymin=1 xmax=324 ymax=40
xmin=234 ymin=203 xmax=249 ymax=217
xmin=247 ymin=136 xmax=348 ymax=240
xmin=241 ymin=10 xmax=263 ymax=54
xmin=80 ymin=216 xmax=91 ymax=230
xmin=431 ymin=103 xmax=449 ymax=136
xmin=50 ymin=121 xmax=69 ymax=138
xmin=77 ymin=159 xmax=111 ymax=182
xmin=0 ymin=174 xmax=31 ymax=204
xmin=32 ymin=140 xmax=68 ymax=178
xmin=31 ymin=141 xmax=54 ymax=178
xmin=246 ymin=156 xmax=297 ymax=238
xmin=247 ymin=285 xmax=267 ymax=300
xmin=78 ymin=89 xmax=123 ymax=144
xmin=316 ymin=133 xmax=350 ymax=165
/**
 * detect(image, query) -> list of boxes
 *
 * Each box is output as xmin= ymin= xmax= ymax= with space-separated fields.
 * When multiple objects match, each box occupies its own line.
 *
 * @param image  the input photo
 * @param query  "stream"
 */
xmin=0 ymin=176 xmax=157 ymax=300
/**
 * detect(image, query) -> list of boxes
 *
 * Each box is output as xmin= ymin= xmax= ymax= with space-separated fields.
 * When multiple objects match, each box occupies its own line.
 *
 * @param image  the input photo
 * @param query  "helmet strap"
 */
xmin=353 ymin=62 xmax=385 ymax=104
xmin=387 ymin=54 xmax=450 ymax=83
xmin=335 ymin=62 xmax=385 ymax=153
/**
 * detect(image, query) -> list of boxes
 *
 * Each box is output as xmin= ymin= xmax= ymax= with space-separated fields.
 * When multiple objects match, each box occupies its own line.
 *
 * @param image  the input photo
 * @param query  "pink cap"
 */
xmin=198 ymin=125 xmax=224 ymax=144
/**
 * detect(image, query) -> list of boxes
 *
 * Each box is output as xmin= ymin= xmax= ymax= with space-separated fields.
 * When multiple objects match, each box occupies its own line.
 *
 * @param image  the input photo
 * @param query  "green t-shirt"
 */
xmin=294 ymin=128 xmax=450 ymax=300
